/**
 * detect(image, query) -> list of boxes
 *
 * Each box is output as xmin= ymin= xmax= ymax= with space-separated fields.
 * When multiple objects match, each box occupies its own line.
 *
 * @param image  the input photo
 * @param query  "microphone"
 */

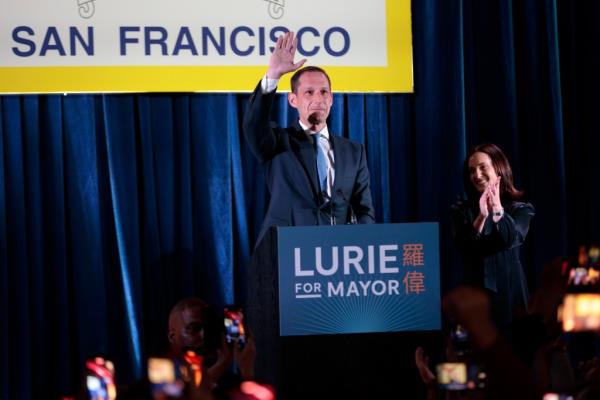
xmin=320 ymin=192 xmax=336 ymax=225
xmin=336 ymin=189 xmax=357 ymax=225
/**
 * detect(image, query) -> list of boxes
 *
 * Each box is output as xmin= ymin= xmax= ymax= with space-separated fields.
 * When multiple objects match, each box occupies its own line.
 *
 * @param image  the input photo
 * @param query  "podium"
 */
xmin=247 ymin=223 xmax=441 ymax=399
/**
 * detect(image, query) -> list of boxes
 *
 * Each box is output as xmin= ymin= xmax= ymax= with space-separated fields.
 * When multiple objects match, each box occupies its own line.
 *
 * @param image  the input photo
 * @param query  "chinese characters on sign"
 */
xmin=403 ymin=243 xmax=425 ymax=295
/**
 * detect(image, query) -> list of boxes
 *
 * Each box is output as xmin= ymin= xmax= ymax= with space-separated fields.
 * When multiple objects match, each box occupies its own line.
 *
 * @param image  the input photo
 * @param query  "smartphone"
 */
xmin=436 ymin=362 xmax=468 ymax=390
xmin=561 ymin=293 xmax=600 ymax=332
xmin=436 ymin=362 xmax=485 ymax=391
xmin=568 ymin=267 xmax=600 ymax=287
xmin=147 ymin=357 xmax=184 ymax=399
xmin=85 ymin=357 xmax=116 ymax=400
xmin=227 ymin=381 xmax=276 ymax=400
xmin=543 ymin=394 xmax=574 ymax=400
xmin=224 ymin=305 xmax=246 ymax=348
xmin=181 ymin=350 xmax=204 ymax=388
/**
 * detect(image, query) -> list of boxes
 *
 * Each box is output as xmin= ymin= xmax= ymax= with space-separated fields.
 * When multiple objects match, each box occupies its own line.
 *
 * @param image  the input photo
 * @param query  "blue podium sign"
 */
xmin=277 ymin=223 xmax=440 ymax=336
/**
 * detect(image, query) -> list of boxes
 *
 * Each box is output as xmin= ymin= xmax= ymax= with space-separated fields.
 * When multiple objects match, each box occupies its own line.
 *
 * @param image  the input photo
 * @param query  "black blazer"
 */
xmin=450 ymin=200 xmax=535 ymax=326
xmin=243 ymin=82 xmax=375 ymax=243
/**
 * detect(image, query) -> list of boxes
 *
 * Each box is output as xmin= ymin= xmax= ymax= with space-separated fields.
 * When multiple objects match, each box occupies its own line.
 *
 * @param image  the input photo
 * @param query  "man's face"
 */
xmin=288 ymin=71 xmax=333 ymax=130
xmin=168 ymin=306 xmax=206 ymax=354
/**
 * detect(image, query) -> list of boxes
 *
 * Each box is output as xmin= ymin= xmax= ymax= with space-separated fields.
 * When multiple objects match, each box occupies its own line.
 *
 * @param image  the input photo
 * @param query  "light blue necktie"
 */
xmin=314 ymin=134 xmax=328 ymax=194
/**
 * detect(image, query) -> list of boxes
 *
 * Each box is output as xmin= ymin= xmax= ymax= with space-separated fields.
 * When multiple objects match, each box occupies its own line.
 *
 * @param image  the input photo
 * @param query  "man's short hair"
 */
xmin=168 ymin=297 xmax=207 ymax=327
xmin=290 ymin=66 xmax=331 ymax=93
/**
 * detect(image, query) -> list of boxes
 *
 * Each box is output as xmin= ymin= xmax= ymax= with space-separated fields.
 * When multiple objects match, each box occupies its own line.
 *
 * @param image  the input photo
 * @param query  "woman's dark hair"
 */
xmin=463 ymin=143 xmax=523 ymax=202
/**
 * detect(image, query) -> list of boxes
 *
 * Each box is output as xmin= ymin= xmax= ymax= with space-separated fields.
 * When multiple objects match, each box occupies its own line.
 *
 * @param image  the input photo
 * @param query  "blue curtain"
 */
xmin=2 ymin=1 xmax=599 ymax=398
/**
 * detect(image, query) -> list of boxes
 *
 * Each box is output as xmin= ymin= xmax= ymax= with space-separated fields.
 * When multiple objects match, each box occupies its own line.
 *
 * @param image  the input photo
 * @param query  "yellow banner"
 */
xmin=0 ymin=0 xmax=412 ymax=93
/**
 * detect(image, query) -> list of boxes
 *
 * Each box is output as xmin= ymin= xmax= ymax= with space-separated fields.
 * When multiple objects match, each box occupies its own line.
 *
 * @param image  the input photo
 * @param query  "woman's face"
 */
xmin=468 ymin=152 xmax=499 ymax=193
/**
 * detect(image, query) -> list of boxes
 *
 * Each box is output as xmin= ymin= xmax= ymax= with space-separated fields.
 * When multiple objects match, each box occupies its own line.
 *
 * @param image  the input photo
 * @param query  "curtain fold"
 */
xmin=2 ymin=1 xmax=600 ymax=398
xmin=103 ymin=95 xmax=145 ymax=380
xmin=0 ymin=97 xmax=7 ymax=400
xmin=4 ymin=97 xmax=34 ymax=399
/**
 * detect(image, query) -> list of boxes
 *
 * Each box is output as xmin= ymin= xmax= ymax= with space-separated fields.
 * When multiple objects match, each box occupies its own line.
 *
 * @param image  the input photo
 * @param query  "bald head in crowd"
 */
xmin=168 ymin=297 xmax=209 ymax=355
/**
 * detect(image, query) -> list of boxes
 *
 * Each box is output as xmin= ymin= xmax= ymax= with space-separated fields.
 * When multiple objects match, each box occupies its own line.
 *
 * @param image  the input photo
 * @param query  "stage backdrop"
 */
xmin=0 ymin=0 xmax=413 ymax=93
xmin=2 ymin=1 xmax=600 ymax=399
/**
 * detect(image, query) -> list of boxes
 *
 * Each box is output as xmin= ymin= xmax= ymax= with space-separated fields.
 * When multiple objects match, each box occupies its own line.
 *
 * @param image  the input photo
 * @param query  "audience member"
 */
xmin=167 ymin=298 xmax=257 ymax=387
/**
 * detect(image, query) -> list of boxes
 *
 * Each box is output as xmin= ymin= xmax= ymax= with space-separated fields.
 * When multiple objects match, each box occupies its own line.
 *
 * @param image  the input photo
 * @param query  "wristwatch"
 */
xmin=492 ymin=208 xmax=504 ymax=217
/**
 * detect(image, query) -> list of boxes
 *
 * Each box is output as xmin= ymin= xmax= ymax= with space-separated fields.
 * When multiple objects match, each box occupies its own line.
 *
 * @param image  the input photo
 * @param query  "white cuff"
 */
xmin=261 ymin=75 xmax=279 ymax=93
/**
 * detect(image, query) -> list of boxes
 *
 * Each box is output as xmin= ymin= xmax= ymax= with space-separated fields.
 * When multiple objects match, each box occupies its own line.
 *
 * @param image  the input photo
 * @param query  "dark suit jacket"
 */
xmin=450 ymin=199 xmax=535 ymax=328
xmin=243 ymin=82 xmax=375 ymax=243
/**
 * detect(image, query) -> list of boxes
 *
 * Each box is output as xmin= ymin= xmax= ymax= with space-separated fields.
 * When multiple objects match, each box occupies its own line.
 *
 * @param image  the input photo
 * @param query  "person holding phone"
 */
xmin=451 ymin=143 xmax=535 ymax=330
xmin=167 ymin=298 xmax=256 ymax=387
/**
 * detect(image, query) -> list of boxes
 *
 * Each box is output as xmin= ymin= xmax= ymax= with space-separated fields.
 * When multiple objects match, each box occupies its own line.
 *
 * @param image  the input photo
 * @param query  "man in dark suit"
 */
xmin=243 ymin=31 xmax=375 ymax=244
